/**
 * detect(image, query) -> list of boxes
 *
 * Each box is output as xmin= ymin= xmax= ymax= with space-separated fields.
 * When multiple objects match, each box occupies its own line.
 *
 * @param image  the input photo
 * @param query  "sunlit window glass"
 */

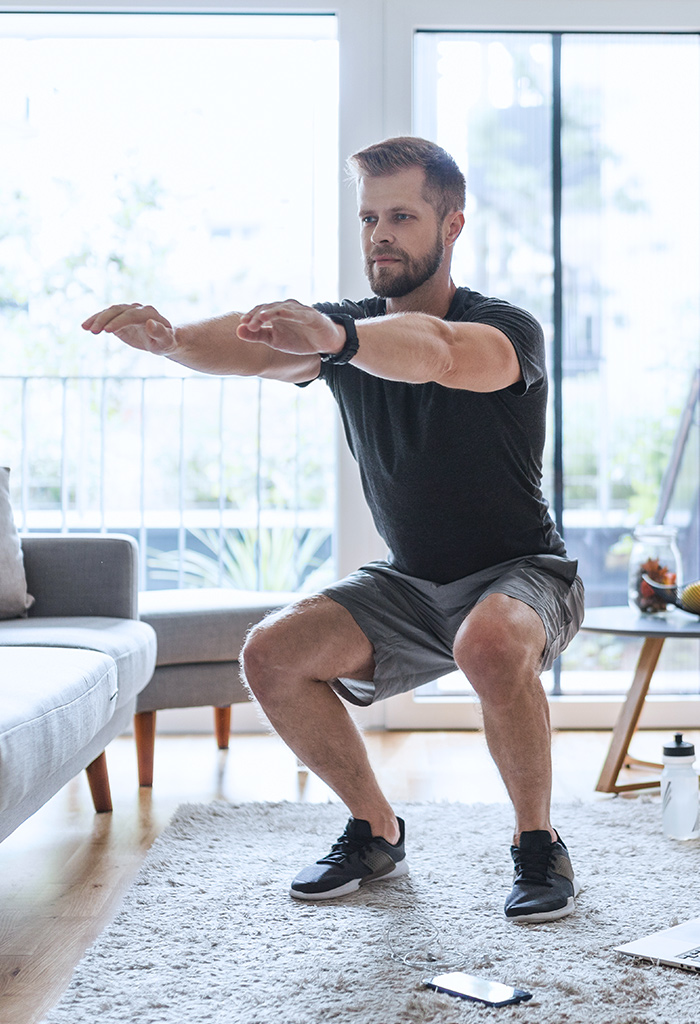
xmin=415 ymin=31 xmax=700 ymax=699
xmin=0 ymin=13 xmax=339 ymax=592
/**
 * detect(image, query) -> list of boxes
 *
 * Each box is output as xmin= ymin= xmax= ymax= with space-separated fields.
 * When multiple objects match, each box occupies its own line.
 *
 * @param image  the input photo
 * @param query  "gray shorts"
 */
xmin=322 ymin=554 xmax=584 ymax=707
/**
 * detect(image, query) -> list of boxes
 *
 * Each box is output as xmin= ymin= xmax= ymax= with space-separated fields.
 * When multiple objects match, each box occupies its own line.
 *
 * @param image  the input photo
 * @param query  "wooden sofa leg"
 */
xmin=134 ymin=710 xmax=156 ymax=788
xmin=215 ymin=706 xmax=231 ymax=750
xmin=85 ymin=752 xmax=113 ymax=813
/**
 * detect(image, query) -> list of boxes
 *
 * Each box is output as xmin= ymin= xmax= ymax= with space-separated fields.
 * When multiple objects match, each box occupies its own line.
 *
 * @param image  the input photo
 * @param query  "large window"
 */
xmin=415 ymin=30 xmax=700 ymax=699
xmin=0 ymin=11 xmax=339 ymax=591
xmin=2 ymin=2 xmax=698 ymax=726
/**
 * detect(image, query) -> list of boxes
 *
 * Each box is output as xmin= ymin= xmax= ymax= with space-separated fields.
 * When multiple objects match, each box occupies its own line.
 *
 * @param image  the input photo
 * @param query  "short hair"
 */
xmin=347 ymin=136 xmax=466 ymax=220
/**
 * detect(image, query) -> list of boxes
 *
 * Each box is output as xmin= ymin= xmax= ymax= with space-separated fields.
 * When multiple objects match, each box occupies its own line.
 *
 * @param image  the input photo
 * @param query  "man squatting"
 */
xmin=84 ymin=136 xmax=585 ymax=923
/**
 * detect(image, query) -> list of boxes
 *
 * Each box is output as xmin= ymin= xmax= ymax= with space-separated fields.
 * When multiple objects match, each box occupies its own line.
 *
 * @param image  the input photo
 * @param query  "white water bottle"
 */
xmin=661 ymin=733 xmax=700 ymax=840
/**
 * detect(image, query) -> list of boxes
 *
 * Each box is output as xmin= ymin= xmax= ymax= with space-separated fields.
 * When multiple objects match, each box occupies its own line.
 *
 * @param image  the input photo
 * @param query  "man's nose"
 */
xmin=370 ymin=218 xmax=395 ymax=245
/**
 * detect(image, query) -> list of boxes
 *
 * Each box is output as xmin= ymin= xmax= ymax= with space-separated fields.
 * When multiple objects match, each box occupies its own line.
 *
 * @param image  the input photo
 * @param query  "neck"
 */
xmin=385 ymin=275 xmax=457 ymax=319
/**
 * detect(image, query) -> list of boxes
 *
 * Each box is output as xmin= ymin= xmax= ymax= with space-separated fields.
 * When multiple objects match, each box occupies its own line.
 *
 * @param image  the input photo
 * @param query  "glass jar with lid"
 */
xmin=627 ymin=525 xmax=682 ymax=615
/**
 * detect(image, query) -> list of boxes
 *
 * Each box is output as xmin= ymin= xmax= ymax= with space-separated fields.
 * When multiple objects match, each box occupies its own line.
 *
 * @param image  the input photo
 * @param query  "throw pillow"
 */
xmin=0 ymin=467 xmax=34 ymax=619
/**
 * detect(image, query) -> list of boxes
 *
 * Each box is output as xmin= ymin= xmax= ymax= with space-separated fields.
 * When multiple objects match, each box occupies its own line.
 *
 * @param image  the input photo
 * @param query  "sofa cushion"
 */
xmin=0 ymin=646 xmax=117 ymax=813
xmin=138 ymin=588 xmax=295 ymax=666
xmin=0 ymin=467 xmax=34 ymax=620
xmin=0 ymin=617 xmax=157 ymax=709
xmin=136 ymin=660 xmax=250 ymax=714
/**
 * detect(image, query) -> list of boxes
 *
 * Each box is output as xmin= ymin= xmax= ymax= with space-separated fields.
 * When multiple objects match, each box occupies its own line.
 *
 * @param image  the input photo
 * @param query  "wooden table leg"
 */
xmin=595 ymin=636 xmax=666 ymax=794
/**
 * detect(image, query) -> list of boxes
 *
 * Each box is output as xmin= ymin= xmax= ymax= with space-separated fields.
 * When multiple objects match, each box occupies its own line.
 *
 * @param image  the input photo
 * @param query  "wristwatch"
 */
xmin=320 ymin=313 xmax=360 ymax=365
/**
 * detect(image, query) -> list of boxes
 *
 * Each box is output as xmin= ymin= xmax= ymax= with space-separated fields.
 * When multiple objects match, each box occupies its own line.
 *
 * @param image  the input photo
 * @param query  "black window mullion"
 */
xmin=551 ymin=32 xmax=564 ymax=539
xmin=551 ymin=33 xmax=564 ymax=696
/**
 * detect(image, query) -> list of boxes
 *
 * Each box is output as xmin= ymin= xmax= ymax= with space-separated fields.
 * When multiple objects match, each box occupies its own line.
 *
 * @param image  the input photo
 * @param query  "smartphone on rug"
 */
xmin=424 ymin=971 xmax=532 ymax=1006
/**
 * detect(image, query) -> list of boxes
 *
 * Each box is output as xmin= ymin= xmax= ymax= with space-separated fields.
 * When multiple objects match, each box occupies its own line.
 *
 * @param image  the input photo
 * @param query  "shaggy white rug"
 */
xmin=42 ymin=799 xmax=700 ymax=1024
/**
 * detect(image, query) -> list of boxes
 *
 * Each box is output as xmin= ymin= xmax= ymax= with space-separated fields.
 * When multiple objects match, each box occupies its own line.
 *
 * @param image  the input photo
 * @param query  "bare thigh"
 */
xmin=242 ymin=593 xmax=376 ymax=685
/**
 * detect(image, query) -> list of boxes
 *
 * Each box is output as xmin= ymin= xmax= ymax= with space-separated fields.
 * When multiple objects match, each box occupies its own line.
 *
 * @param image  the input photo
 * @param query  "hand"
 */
xmin=237 ymin=300 xmax=344 ymax=357
xmin=82 ymin=303 xmax=176 ymax=355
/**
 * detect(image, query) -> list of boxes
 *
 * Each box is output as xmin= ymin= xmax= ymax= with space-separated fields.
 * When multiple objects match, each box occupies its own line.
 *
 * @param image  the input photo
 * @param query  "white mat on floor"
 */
xmin=42 ymin=799 xmax=700 ymax=1023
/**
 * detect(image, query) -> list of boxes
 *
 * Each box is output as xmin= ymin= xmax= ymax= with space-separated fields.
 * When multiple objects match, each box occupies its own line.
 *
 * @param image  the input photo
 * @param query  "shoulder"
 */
xmin=448 ymin=288 xmax=542 ymax=339
xmin=449 ymin=288 xmax=546 ymax=393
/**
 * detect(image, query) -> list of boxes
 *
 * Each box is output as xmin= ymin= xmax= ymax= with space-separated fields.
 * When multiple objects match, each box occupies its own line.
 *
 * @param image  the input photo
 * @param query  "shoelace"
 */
xmin=318 ymin=826 xmax=370 ymax=865
xmin=512 ymin=845 xmax=556 ymax=887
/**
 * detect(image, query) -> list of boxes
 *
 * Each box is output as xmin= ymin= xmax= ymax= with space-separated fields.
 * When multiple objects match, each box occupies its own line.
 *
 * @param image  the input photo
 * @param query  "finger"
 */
xmin=239 ymin=304 xmax=277 ymax=330
xmin=111 ymin=304 xmax=172 ymax=333
xmin=244 ymin=311 xmax=311 ymax=335
xmin=236 ymin=321 xmax=272 ymax=342
xmin=240 ymin=300 xmax=306 ymax=329
xmin=82 ymin=303 xmax=141 ymax=334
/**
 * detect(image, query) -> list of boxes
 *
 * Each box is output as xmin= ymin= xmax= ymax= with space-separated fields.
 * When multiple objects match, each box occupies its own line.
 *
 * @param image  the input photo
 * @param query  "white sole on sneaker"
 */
xmin=507 ymin=876 xmax=581 ymax=925
xmin=290 ymin=857 xmax=409 ymax=901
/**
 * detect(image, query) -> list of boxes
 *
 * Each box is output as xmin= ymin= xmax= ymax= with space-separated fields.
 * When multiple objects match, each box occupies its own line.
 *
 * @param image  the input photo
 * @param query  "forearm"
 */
xmin=83 ymin=301 xmax=322 ymax=383
xmin=170 ymin=312 xmax=273 ymax=376
xmin=171 ymin=311 xmax=321 ymax=382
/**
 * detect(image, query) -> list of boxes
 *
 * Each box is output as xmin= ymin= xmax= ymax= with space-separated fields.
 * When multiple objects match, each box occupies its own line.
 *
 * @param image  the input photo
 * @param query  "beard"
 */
xmin=365 ymin=230 xmax=445 ymax=298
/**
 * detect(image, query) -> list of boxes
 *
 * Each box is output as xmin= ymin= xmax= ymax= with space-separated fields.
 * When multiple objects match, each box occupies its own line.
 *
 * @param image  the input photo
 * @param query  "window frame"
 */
xmin=382 ymin=0 xmax=700 ymax=731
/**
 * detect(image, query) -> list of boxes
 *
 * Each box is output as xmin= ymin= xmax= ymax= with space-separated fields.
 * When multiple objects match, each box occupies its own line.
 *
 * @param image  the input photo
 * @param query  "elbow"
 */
xmin=436 ymin=323 xmax=522 ymax=392
xmin=433 ymin=322 xmax=471 ymax=389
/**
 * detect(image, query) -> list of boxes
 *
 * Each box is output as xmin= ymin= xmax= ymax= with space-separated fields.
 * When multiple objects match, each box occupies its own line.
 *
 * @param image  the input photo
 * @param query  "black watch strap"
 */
xmin=320 ymin=313 xmax=360 ymax=365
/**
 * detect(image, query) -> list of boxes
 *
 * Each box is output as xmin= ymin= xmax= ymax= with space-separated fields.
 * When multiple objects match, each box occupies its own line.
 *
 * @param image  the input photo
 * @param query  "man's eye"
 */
xmin=361 ymin=216 xmax=377 ymax=225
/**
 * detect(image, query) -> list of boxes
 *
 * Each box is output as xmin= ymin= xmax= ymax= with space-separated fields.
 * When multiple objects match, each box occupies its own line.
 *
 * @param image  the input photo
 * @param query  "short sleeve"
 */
xmin=455 ymin=297 xmax=546 ymax=394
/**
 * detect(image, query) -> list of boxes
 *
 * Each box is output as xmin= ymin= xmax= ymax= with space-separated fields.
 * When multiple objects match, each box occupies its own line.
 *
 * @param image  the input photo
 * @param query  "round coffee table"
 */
xmin=581 ymin=606 xmax=700 ymax=794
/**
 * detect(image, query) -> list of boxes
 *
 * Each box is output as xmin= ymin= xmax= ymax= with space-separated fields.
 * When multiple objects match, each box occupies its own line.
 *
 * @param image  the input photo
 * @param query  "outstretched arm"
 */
xmin=84 ymin=298 xmax=523 ymax=391
xmin=81 ymin=303 xmax=324 ymax=383
xmin=239 ymin=302 xmax=522 ymax=392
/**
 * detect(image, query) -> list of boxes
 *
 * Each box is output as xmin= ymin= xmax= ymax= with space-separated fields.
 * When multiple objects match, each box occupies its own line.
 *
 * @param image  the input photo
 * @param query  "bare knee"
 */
xmin=240 ymin=594 xmax=375 ymax=705
xmin=240 ymin=610 xmax=297 ymax=703
xmin=453 ymin=595 xmax=545 ymax=706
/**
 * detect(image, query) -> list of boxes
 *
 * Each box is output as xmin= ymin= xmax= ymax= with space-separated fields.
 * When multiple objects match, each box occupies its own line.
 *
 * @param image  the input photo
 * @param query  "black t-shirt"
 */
xmin=312 ymin=287 xmax=566 ymax=584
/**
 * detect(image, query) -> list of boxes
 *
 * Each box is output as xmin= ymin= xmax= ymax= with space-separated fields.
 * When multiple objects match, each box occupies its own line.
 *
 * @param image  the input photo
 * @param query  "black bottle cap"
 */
xmin=663 ymin=732 xmax=696 ymax=757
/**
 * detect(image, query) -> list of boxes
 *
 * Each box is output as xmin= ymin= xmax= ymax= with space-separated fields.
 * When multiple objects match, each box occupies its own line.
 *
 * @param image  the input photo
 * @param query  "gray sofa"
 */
xmin=0 ymin=534 xmax=157 ymax=843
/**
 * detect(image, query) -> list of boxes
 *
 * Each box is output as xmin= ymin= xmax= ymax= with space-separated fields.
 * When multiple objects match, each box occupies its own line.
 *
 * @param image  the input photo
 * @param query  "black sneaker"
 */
xmin=290 ymin=817 xmax=408 ymax=900
xmin=504 ymin=830 xmax=580 ymax=923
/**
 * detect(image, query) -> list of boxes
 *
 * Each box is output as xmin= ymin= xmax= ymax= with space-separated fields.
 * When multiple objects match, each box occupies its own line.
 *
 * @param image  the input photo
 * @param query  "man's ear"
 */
xmin=444 ymin=210 xmax=465 ymax=247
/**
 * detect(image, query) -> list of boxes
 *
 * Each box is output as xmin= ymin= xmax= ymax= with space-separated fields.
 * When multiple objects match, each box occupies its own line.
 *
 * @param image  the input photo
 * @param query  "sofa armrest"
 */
xmin=20 ymin=534 xmax=139 ymax=619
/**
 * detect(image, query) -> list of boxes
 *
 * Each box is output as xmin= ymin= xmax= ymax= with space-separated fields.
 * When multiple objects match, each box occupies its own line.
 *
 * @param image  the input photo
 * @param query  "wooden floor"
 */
xmin=0 ymin=726 xmax=687 ymax=1024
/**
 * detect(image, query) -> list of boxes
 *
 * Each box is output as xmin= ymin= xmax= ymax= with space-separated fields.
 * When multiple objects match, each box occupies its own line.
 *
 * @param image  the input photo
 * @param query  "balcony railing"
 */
xmin=1 ymin=374 xmax=336 ymax=592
